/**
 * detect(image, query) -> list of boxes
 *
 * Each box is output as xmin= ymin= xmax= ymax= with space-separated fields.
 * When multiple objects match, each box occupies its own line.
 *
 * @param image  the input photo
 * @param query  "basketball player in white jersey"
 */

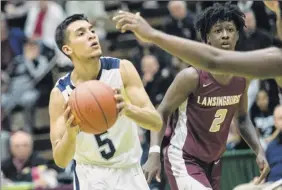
xmin=49 ymin=14 xmax=162 ymax=190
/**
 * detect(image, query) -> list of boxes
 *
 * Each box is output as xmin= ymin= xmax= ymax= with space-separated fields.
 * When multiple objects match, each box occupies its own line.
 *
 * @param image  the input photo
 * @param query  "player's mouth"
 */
xmin=90 ymin=42 xmax=99 ymax=49
xmin=221 ymin=42 xmax=231 ymax=49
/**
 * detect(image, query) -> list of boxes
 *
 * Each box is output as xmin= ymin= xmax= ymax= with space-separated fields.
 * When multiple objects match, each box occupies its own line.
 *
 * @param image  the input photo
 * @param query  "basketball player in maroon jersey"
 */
xmin=113 ymin=3 xmax=269 ymax=190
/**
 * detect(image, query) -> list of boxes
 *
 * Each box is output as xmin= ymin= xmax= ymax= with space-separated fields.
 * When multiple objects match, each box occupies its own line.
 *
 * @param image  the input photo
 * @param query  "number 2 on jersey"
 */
xmin=94 ymin=132 xmax=116 ymax=160
xmin=209 ymin=109 xmax=228 ymax=132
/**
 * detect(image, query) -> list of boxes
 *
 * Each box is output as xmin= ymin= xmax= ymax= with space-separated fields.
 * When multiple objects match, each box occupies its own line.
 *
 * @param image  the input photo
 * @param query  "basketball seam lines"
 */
xmin=87 ymin=87 xmax=109 ymax=129
xmin=74 ymin=90 xmax=93 ymax=130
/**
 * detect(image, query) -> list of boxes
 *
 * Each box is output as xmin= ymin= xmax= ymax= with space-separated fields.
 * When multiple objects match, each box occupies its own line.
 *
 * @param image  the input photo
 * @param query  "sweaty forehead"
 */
xmin=66 ymin=20 xmax=92 ymax=33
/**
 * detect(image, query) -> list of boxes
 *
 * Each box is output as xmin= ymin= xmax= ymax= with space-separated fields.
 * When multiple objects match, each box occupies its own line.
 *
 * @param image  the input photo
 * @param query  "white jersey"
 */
xmin=55 ymin=57 xmax=142 ymax=168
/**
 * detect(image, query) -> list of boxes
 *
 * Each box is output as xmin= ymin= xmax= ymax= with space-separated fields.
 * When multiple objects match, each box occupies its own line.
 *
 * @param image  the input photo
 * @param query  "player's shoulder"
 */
xmin=100 ymin=56 xmax=120 ymax=70
xmin=54 ymin=72 xmax=72 ymax=92
xmin=174 ymin=67 xmax=199 ymax=92
xmin=177 ymin=66 xmax=199 ymax=82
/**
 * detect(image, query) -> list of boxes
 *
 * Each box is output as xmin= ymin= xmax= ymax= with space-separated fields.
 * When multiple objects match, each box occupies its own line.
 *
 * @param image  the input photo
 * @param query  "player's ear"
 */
xmin=62 ymin=45 xmax=73 ymax=56
xmin=206 ymin=34 xmax=211 ymax=45
xmin=235 ymin=31 xmax=239 ymax=42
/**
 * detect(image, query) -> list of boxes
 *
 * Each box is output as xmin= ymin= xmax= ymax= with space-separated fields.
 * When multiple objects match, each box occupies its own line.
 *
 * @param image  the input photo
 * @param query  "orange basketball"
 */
xmin=69 ymin=80 xmax=118 ymax=134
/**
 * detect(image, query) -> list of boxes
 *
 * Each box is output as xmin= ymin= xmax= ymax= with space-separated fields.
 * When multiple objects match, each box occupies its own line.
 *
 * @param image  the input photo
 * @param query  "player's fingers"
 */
xmin=66 ymin=115 xmax=75 ymax=127
xmin=156 ymin=169 xmax=161 ymax=182
xmin=114 ymin=94 xmax=123 ymax=103
xmin=113 ymin=88 xmax=121 ymax=94
xmin=254 ymin=166 xmax=270 ymax=185
xmin=116 ymin=102 xmax=125 ymax=112
xmin=116 ymin=17 xmax=134 ymax=30
xmin=121 ymin=24 xmax=136 ymax=33
xmin=146 ymin=172 xmax=155 ymax=184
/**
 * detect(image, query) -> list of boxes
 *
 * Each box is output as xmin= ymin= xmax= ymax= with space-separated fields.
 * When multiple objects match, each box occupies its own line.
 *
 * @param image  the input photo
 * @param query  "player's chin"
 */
xmin=89 ymin=49 xmax=102 ymax=58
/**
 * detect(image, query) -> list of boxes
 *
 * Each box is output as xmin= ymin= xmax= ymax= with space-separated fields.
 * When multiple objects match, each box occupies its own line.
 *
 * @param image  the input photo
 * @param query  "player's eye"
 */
xmin=91 ymin=29 xmax=95 ymax=33
xmin=228 ymin=28 xmax=234 ymax=32
xmin=77 ymin=32 xmax=84 ymax=36
xmin=215 ymin=29 xmax=221 ymax=33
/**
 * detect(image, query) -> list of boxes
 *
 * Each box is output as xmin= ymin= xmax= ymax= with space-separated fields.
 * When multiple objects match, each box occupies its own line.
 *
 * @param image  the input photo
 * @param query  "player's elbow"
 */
xmin=54 ymin=156 xmax=69 ymax=169
xmin=153 ymin=117 xmax=163 ymax=132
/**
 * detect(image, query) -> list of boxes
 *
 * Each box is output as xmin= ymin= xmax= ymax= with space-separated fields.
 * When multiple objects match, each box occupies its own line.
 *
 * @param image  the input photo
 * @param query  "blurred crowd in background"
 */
xmin=1 ymin=1 xmax=282 ymax=190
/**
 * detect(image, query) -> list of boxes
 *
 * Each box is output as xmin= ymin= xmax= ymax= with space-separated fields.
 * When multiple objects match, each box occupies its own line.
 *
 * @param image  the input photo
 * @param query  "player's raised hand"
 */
xmin=112 ymin=11 xmax=156 ymax=43
xmin=64 ymin=101 xmax=80 ymax=139
xmin=142 ymin=152 xmax=161 ymax=184
xmin=254 ymin=153 xmax=270 ymax=185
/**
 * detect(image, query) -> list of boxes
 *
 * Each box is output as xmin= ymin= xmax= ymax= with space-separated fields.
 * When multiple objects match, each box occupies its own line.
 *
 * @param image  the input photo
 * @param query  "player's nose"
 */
xmin=88 ymin=32 xmax=96 ymax=41
xmin=222 ymin=29 xmax=229 ymax=39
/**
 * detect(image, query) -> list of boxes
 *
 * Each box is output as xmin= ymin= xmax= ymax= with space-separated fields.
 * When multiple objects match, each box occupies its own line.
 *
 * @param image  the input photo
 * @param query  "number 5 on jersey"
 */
xmin=209 ymin=109 xmax=228 ymax=132
xmin=95 ymin=132 xmax=116 ymax=160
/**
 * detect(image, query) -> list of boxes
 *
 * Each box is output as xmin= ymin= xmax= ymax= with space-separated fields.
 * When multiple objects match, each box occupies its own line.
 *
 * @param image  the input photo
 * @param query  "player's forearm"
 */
xmin=53 ymin=132 xmax=76 ymax=168
xmin=237 ymin=115 xmax=264 ymax=155
xmin=125 ymin=105 xmax=163 ymax=131
xmin=150 ymin=108 xmax=170 ymax=148
xmin=149 ymin=29 xmax=220 ymax=69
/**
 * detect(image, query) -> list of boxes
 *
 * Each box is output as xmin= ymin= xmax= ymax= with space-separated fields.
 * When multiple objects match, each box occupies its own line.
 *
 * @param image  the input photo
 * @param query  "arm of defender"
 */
xmin=49 ymin=88 xmax=77 ymax=168
xmin=120 ymin=59 xmax=163 ymax=131
xmin=237 ymin=81 xmax=264 ymax=155
xmin=114 ymin=11 xmax=282 ymax=78
xmin=151 ymin=30 xmax=282 ymax=79
xmin=150 ymin=68 xmax=199 ymax=148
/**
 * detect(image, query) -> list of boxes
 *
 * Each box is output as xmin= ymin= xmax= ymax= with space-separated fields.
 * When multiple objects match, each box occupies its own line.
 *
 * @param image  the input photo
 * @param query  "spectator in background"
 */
xmin=141 ymin=55 xmax=174 ymax=107
xmin=1 ymin=131 xmax=46 ymax=183
xmin=130 ymin=38 xmax=172 ymax=75
xmin=1 ymin=13 xmax=25 ymax=72
xmin=237 ymin=0 xmax=271 ymax=32
xmin=65 ymin=1 xmax=107 ymax=40
xmin=234 ymin=105 xmax=282 ymax=190
xmin=24 ymin=0 xmax=65 ymax=59
xmin=1 ymin=0 xmax=30 ymax=30
xmin=236 ymin=10 xmax=282 ymax=51
xmin=251 ymin=90 xmax=279 ymax=150
xmin=165 ymin=1 xmax=196 ymax=41
xmin=1 ymin=39 xmax=49 ymax=132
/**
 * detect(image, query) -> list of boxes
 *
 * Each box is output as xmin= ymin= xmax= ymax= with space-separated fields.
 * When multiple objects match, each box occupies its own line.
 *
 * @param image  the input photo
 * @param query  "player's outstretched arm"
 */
xmin=142 ymin=67 xmax=199 ymax=183
xmin=113 ymin=11 xmax=282 ymax=79
xmin=49 ymin=88 xmax=79 ymax=168
xmin=236 ymin=82 xmax=270 ymax=184
xmin=120 ymin=59 xmax=163 ymax=131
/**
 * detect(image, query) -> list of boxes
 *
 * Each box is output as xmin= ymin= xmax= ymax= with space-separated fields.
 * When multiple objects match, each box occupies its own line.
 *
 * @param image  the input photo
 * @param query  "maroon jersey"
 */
xmin=169 ymin=69 xmax=246 ymax=163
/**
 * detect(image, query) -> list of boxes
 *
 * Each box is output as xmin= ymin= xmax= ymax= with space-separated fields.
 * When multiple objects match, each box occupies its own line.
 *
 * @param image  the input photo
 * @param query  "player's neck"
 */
xmin=211 ymin=73 xmax=233 ymax=85
xmin=71 ymin=58 xmax=101 ymax=86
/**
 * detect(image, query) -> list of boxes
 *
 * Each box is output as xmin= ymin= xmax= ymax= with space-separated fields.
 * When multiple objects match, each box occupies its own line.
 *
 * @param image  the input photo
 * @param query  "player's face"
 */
xmin=62 ymin=20 xmax=102 ymax=60
xmin=207 ymin=20 xmax=239 ymax=50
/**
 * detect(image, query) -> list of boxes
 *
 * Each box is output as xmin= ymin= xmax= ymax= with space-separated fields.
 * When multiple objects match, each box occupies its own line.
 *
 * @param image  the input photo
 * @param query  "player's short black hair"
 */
xmin=194 ymin=2 xmax=246 ymax=43
xmin=55 ymin=14 xmax=89 ymax=54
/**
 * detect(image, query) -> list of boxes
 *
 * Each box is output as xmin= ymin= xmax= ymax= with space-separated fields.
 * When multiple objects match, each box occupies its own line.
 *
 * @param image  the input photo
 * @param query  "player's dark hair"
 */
xmin=194 ymin=2 xmax=246 ymax=43
xmin=55 ymin=14 xmax=89 ymax=55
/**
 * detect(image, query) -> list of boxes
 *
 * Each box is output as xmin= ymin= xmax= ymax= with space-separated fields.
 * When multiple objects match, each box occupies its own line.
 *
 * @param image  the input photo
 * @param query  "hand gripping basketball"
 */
xmin=113 ymin=88 xmax=126 ymax=114
xmin=64 ymin=101 xmax=80 ymax=139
